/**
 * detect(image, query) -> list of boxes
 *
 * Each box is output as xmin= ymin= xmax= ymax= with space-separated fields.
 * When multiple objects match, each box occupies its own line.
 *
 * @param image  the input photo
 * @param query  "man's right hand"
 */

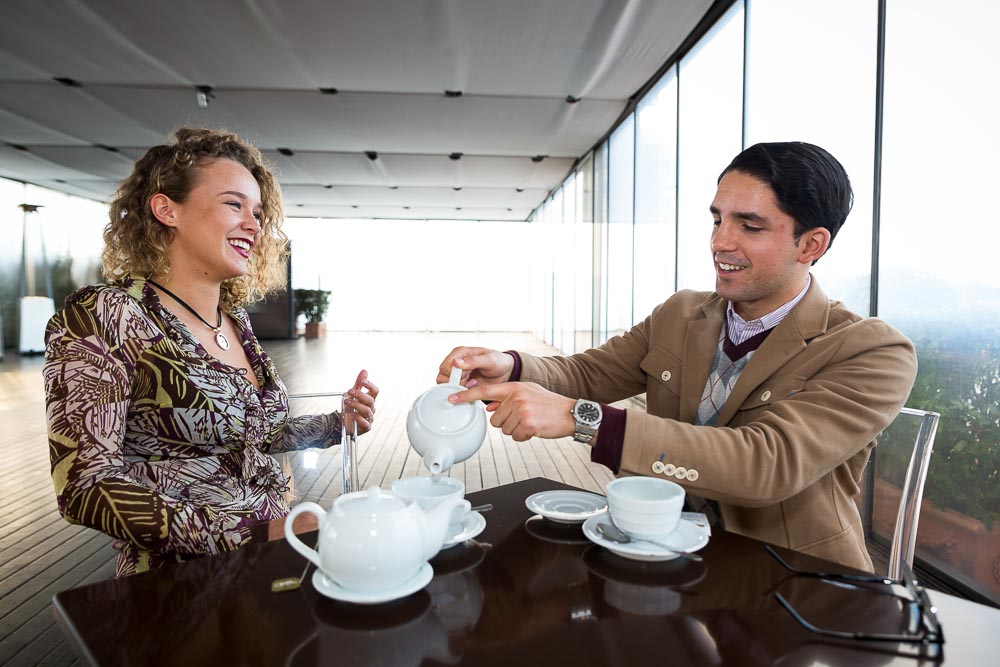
xmin=437 ymin=346 xmax=515 ymax=388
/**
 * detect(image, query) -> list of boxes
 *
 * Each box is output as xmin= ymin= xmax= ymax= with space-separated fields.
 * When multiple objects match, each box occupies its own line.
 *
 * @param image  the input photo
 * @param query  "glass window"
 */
xmin=283 ymin=218 xmax=536 ymax=333
xmin=676 ymin=1 xmax=745 ymax=292
xmin=550 ymin=185 xmax=572 ymax=351
xmin=593 ymin=142 xmax=609 ymax=346
xmin=879 ymin=0 xmax=1000 ymax=605
xmin=1 ymin=178 xmax=27 ymax=346
xmin=634 ymin=67 xmax=679 ymax=321
xmin=606 ymin=114 xmax=636 ymax=340
xmin=574 ymin=154 xmax=595 ymax=353
xmin=745 ymin=0 xmax=877 ymax=315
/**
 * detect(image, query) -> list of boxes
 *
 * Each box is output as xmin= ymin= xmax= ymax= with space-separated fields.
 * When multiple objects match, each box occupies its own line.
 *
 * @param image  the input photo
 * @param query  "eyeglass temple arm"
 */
xmin=765 ymin=545 xmax=899 ymax=585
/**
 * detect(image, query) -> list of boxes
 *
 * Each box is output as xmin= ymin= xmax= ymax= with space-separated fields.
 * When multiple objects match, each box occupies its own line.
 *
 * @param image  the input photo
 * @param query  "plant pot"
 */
xmin=304 ymin=322 xmax=326 ymax=339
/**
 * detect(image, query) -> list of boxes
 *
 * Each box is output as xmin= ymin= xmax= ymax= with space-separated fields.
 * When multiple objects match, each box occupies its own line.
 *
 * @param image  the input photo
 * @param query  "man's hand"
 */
xmin=450 ymin=381 xmax=576 ymax=442
xmin=437 ymin=346 xmax=515 ymax=387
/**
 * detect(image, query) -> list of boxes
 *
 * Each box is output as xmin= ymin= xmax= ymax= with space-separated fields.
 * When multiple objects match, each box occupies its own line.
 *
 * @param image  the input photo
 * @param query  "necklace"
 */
xmin=147 ymin=279 xmax=231 ymax=350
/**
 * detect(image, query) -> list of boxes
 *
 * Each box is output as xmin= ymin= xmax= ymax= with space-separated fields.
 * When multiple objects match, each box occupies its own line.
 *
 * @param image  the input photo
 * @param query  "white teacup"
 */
xmin=391 ymin=476 xmax=468 ymax=526
xmin=606 ymin=477 xmax=685 ymax=540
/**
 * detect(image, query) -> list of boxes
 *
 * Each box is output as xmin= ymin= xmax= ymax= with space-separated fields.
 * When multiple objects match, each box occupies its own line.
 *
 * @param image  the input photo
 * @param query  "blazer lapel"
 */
xmin=679 ymin=296 xmax=725 ymax=423
xmin=716 ymin=278 xmax=831 ymax=426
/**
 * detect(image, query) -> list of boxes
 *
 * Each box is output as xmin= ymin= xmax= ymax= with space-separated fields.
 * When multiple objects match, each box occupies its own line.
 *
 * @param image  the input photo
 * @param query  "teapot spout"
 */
xmin=422 ymin=447 xmax=455 ymax=475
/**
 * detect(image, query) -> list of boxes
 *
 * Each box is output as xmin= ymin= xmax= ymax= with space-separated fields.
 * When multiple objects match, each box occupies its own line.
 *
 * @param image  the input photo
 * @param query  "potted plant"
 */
xmin=293 ymin=288 xmax=331 ymax=338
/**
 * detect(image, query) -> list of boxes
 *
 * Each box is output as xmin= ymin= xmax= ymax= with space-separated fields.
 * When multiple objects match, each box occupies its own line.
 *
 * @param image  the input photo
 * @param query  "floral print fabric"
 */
xmin=44 ymin=275 xmax=339 ymax=576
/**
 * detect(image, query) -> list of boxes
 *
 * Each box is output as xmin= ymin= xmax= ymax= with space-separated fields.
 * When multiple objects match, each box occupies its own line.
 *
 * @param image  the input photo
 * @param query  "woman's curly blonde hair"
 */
xmin=103 ymin=127 xmax=289 ymax=308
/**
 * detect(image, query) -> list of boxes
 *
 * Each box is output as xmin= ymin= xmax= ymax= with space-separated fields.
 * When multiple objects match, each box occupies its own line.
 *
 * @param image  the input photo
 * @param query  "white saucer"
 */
xmin=311 ymin=562 xmax=434 ymax=604
xmin=442 ymin=511 xmax=486 ymax=549
xmin=525 ymin=490 xmax=608 ymax=524
xmin=582 ymin=514 xmax=710 ymax=562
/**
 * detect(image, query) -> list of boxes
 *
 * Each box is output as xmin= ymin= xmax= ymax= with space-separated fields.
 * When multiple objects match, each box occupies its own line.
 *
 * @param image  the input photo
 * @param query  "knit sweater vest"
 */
xmin=695 ymin=326 xmax=773 ymax=427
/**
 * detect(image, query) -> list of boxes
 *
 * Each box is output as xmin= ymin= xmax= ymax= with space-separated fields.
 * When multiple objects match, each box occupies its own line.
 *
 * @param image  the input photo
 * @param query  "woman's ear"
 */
xmin=798 ymin=227 xmax=831 ymax=265
xmin=149 ymin=193 xmax=178 ymax=227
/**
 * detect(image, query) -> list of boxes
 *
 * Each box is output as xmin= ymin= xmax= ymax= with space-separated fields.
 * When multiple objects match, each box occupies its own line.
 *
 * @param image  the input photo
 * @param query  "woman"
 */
xmin=43 ymin=127 xmax=378 ymax=577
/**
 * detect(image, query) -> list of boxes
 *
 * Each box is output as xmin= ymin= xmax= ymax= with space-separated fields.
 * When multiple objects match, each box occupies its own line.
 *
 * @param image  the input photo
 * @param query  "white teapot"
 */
xmin=406 ymin=366 xmax=487 ymax=474
xmin=285 ymin=487 xmax=469 ymax=593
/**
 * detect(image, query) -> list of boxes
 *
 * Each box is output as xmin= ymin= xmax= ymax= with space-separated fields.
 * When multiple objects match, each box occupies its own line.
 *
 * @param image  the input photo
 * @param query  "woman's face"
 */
xmin=161 ymin=158 xmax=263 ymax=283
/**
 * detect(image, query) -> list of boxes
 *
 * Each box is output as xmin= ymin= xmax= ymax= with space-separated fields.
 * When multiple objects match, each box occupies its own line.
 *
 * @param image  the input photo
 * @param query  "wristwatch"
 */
xmin=572 ymin=399 xmax=603 ymax=444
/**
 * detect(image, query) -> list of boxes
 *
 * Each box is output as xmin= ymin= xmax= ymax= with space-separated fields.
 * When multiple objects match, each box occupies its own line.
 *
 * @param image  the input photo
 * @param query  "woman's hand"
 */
xmin=342 ymin=369 xmax=379 ymax=435
xmin=267 ymin=510 xmax=317 ymax=541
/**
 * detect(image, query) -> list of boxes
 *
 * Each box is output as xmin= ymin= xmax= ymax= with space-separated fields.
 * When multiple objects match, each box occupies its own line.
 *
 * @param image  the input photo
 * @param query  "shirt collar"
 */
xmin=727 ymin=273 xmax=812 ymax=333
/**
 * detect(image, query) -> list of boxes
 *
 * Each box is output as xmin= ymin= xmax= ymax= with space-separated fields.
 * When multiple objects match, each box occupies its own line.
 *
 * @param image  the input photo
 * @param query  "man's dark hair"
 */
xmin=719 ymin=142 xmax=853 ymax=261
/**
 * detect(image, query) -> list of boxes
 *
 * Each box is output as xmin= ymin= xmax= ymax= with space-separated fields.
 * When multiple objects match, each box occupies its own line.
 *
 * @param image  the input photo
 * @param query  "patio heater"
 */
xmin=17 ymin=203 xmax=55 ymax=354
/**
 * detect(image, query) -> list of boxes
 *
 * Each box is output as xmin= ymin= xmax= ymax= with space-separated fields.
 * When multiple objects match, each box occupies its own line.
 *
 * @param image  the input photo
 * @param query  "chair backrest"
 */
xmin=878 ymin=407 xmax=940 ymax=579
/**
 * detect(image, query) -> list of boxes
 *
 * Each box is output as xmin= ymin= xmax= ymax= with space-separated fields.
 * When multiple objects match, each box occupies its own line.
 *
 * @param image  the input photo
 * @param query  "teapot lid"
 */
xmin=414 ymin=384 xmax=481 ymax=435
xmin=337 ymin=486 xmax=409 ymax=514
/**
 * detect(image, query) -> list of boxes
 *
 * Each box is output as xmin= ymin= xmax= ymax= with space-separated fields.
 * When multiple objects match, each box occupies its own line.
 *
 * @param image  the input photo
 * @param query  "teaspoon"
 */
xmin=596 ymin=522 xmax=704 ymax=562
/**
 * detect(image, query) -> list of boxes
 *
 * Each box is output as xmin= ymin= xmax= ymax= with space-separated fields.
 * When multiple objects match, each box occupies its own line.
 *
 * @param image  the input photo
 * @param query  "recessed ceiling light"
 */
xmin=365 ymin=151 xmax=378 ymax=161
xmin=515 ymin=188 xmax=524 ymax=192
xmin=565 ymin=95 xmax=580 ymax=104
xmin=444 ymin=90 xmax=463 ymax=98
xmin=453 ymin=187 xmax=462 ymax=191
xmin=449 ymin=152 xmax=463 ymax=161
xmin=319 ymin=87 xmax=339 ymax=95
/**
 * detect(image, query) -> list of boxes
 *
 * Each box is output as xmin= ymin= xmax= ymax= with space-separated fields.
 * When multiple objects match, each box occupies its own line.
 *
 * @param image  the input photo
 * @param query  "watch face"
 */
xmin=576 ymin=401 xmax=601 ymax=425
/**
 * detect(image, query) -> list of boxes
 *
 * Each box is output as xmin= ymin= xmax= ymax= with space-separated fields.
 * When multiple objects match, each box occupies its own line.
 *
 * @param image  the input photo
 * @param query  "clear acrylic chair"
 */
xmin=274 ymin=392 xmax=361 ymax=507
xmin=874 ymin=407 xmax=941 ymax=579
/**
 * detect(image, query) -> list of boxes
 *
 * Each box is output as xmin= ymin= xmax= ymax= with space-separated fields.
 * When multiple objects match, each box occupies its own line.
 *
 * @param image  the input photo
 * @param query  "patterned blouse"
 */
xmin=44 ymin=275 xmax=339 ymax=577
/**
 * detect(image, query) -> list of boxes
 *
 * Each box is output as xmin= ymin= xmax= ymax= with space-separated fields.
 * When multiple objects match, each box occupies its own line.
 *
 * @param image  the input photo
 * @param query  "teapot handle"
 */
xmin=284 ymin=502 xmax=326 ymax=569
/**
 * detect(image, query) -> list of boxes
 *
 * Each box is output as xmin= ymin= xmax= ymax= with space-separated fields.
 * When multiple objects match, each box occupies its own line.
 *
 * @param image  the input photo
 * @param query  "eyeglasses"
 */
xmin=766 ymin=545 xmax=944 ymax=657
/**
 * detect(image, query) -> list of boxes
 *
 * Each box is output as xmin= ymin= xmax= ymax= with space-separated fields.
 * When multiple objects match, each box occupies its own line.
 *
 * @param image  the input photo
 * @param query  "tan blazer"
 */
xmin=519 ymin=278 xmax=917 ymax=571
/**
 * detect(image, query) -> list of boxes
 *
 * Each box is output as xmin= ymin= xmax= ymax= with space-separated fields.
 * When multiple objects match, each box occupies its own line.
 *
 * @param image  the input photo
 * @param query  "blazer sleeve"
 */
xmin=44 ymin=289 xmax=268 ymax=558
xmin=619 ymin=317 xmax=917 ymax=507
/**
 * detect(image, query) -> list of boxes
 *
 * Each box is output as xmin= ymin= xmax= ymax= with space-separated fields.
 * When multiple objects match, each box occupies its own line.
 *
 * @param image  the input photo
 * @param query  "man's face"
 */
xmin=709 ymin=170 xmax=828 ymax=320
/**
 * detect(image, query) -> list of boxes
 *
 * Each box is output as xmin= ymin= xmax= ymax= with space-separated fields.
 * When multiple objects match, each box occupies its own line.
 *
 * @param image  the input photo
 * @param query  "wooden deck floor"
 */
xmin=0 ymin=331 xmax=614 ymax=665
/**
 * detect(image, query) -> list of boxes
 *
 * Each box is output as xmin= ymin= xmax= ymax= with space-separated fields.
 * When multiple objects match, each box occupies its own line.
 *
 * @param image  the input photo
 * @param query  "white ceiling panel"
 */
xmin=280 ymin=184 xmax=547 ymax=208
xmin=0 ymin=0 xmax=714 ymax=220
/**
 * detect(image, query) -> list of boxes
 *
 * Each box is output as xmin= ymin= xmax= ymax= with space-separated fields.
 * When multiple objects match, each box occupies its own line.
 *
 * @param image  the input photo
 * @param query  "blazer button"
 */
xmin=663 ymin=463 xmax=676 ymax=477
xmin=652 ymin=460 xmax=665 ymax=474
xmin=660 ymin=370 xmax=672 ymax=382
xmin=674 ymin=466 xmax=687 ymax=479
xmin=761 ymin=390 xmax=772 ymax=401
xmin=686 ymin=468 xmax=699 ymax=482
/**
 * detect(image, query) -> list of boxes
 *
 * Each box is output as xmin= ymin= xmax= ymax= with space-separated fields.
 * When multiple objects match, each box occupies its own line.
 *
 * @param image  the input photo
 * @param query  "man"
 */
xmin=438 ymin=142 xmax=917 ymax=571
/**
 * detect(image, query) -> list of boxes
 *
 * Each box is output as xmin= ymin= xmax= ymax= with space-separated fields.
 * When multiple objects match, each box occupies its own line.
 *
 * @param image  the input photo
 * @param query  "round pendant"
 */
xmin=215 ymin=331 xmax=230 ymax=350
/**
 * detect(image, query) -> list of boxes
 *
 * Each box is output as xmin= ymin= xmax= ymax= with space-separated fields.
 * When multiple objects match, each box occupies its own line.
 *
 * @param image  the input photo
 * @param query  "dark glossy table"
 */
xmin=53 ymin=477 xmax=1000 ymax=666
